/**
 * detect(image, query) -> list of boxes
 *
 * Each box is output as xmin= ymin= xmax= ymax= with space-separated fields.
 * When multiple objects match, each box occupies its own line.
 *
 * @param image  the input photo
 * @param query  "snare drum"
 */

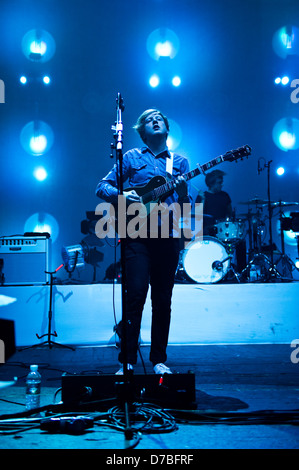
xmin=181 ymin=236 xmax=230 ymax=284
xmin=215 ymin=218 xmax=245 ymax=243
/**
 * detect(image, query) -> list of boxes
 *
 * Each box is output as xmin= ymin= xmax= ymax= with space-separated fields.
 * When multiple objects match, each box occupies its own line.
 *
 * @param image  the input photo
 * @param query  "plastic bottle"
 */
xmin=26 ymin=365 xmax=41 ymax=411
xmin=249 ymin=265 xmax=258 ymax=282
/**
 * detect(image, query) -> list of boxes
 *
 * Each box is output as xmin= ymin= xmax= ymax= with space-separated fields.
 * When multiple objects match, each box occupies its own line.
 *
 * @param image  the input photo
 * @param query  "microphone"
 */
xmin=212 ymin=260 xmax=223 ymax=271
xmin=257 ymin=159 xmax=261 ymax=175
xmin=212 ymin=256 xmax=231 ymax=271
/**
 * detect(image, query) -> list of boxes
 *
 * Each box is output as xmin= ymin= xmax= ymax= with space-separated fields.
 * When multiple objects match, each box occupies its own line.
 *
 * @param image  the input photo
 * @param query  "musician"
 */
xmin=195 ymin=169 xmax=232 ymax=235
xmin=96 ymin=109 xmax=191 ymax=375
xmin=196 ymin=169 xmax=247 ymax=272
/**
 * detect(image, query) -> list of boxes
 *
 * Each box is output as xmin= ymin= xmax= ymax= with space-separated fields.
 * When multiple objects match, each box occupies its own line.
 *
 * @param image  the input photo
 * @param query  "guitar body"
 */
xmin=124 ymin=175 xmax=168 ymax=201
xmin=120 ymin=145 xmax=251 ymax=223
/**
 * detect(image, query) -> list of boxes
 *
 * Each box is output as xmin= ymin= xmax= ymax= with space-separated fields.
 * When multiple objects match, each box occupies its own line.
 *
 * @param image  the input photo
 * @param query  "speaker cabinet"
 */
xmin=0 ymin=235 xmax=51 ymax=285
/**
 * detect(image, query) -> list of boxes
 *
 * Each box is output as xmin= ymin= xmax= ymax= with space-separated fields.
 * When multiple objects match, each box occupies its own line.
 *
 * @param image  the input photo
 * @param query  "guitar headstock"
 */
xmin=224 ymin=145 xmax=252 ymax=162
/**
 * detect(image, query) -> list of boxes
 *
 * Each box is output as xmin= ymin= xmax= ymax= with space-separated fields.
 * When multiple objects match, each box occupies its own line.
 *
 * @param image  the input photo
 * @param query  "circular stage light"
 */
xmin=272 ymin=118 xmax=299 ymax=151
xmin=33 ymin=166 xmax=48 ymax=181
xmin=24 ymin=212 xmax=59 ymax=243
xmin=172 ymin=76 xmax=181 ymax=87
xmin=276 ymin=166 xmax=285 ymax=176
xmin=22 ymin=29 xmax=56 ymax=63
xmin=149 ymin=74 xmax=160 ymax=88
xmin=147 ymin=28 xmax=180 ymax=61
xmin=272 ymin=26 xmax=299 ymax=59
xmin=20 ymin=120 xmax=54 ymax=156
xmin=43 ymin=76 xmax=51 ymax=85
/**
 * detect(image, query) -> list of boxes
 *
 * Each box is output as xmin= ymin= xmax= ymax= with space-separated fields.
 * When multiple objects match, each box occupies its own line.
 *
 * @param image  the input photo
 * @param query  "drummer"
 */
xmin=195 ymin=169 xmax=247 ymax=273
xmin=195 ymin=169 xmax=232 ymax=235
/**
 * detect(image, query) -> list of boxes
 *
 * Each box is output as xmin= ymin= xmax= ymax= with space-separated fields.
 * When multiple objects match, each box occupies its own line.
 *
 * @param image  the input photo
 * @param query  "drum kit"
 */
xmin=176 ymin=198 xmax=299 ymax=284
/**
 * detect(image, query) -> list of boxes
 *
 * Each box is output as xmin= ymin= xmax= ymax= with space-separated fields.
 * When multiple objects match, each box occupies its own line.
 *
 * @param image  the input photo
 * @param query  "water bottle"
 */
xmin=249 ymin=265 xmax=258 ymax=282
xmin=26 ymin=365 xmax=41 ymax=411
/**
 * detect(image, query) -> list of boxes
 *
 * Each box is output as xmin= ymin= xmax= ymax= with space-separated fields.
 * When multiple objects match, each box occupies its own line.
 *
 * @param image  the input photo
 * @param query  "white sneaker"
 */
xmin=115 ymin=363 xmax=134 ymax=375
xmin=153 ymin=363 xmax=172 ymax=375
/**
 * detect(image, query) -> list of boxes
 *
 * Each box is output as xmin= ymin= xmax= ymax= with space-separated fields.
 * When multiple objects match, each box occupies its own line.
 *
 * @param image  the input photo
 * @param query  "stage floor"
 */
xmin=0 ymin=344 xmax=299 ymax=451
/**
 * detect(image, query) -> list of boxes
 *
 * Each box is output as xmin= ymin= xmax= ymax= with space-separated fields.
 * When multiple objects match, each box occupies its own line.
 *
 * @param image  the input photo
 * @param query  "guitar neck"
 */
xmin=153 ymin=154 xmax=225 ymax=200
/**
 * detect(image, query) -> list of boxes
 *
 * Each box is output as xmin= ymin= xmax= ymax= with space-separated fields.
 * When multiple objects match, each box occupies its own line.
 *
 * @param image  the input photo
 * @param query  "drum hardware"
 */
xmin=240 ymin=160 xmax=288 ymax=282
xmin=214 ymin=218 xmax=245 ymax=244
xmin=275 ymin=210 xmax=299 ymax=278
xmin=175 ymin=236 xmax=241 ymax=284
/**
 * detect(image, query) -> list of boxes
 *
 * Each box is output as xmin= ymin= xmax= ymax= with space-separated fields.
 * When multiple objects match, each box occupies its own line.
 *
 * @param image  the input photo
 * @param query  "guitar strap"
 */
xmin=166 ymin=151 xmax=174 ymax=180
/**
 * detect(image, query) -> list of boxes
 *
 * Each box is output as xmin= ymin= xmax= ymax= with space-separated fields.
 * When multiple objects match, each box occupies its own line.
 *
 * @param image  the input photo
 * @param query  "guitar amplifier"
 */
xmin=0 ymin=234 xmax=51 ymax=285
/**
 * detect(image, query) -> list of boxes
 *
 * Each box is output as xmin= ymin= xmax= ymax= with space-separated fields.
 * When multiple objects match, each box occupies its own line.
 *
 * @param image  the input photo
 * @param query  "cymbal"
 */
xmin=269 ymin=201 xmax=299 ymax=208
xmin=239 ymin=197 xmax=272 ymax=205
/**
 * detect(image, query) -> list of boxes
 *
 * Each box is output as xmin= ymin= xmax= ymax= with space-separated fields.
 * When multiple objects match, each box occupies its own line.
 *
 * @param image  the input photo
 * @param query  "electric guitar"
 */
xmin=123 ymin=145 xmax=252 ymax=214
xmin=96 ymin=145 xmax=252 ymax=239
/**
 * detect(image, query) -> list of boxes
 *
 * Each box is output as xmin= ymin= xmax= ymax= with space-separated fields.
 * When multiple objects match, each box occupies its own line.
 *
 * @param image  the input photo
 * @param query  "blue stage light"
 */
xmin=20 ymin=76 xmax=27 ymax=85
xmin=20 ymin=120 xmax=54 ymax=156
xmin=33 ymin=166 xmax=48 ymax=181
xmin=276 ymin=166 xmax=285 ymax=176
xmin=22 ymin=29 xmax=56 ymax=63
xmin=149 ymin=74 xmax=160 ymax=88
xmin=24 ymin=212 xmax=59 ymax=243
xmin=147 ymin=28 xmax=180 ymax=61
xmin=281 ymin=76 xmax=290 ymax=85
xmin=43 ymin=76 xmax=51 ymax=85
xmin=172 ymin=76 xmax=181 ymax=87
xmin=272 ymin=117 xmax=299 ymax=151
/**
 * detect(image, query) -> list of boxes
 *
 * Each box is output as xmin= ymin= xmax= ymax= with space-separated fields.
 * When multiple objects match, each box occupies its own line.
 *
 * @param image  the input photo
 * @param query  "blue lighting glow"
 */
xmin=22 ymin=29 xmax=56 ymax=63
xmin=281 ymin=76 xmax=290 ymax=85
xmin=20 ymin=120 xmax=54 ymax=156
xmin=272 ymin=26 xmax=299 ymax=59
xmin=24 ymin=212 xmax=59 ymax=243
xmin=33 ymin=166 xmax=48 ymax=181
xmin=43 ymin=76 xmax=51 ymax=85
xmin=172 ymin=76 xmax=181 ymax=87
xmin=30 ymin=135 xmax=48 ymax=154
xmin=147 ymin=28 xmax=180 ymax=61
xmin=279 ymin=131 xmax=296 ymax=150
xmin=149 ymin=74 xmax=160 ymax=88
xmin=276 ymin=166 xmax=285 ymax=176
xmin=166 ymin=119 xmax=182 ymax=151
xmin=20 ymin=76 xmax=27 ymax=84
xmin=272 ymin=117 xmax=299 ymax=151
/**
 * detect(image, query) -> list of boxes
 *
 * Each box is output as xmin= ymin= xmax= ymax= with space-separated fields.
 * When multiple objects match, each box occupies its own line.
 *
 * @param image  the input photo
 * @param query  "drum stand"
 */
xmin=222 ymin=244 xmax=242 ymax=283
xmin=241 ymin=160 xmax=283 ymax=282
xmin=274 ymin=206 xmax=298 ymax=279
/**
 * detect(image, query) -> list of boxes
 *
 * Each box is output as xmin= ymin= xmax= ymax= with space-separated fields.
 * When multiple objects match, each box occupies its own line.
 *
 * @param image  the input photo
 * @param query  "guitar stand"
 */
xmin=20 ymin=265 xmax=74 ymax=351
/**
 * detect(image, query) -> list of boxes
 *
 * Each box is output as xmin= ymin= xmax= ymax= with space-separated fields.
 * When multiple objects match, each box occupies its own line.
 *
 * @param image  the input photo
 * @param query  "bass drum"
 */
xmin=182 ymin=236 xmax=230 ymax=284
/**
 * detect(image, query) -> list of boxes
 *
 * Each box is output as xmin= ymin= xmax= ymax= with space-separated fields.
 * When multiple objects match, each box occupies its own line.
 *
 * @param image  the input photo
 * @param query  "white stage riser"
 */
xmin=0 ymin=283 xmax=298 ymax=347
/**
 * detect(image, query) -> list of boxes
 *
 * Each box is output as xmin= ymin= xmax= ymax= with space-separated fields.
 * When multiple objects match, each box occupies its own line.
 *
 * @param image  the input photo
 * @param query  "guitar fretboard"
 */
xmin=144 ymin=145 xmax=251 ymax=203
xmin=152 ymin=154 xmax=226 ymax=200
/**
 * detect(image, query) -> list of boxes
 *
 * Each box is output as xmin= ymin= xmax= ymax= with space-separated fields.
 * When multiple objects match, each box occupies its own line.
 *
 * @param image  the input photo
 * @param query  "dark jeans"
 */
xmin=118 ymin=237 xmax=180 ymax=366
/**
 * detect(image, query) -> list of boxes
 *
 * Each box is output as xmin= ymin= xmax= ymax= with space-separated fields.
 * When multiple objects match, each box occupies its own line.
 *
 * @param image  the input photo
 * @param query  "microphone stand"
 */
xmin=260 ymin=159 xmax=281 ymax=281
xmin=111 ymin=93 xmax=133 ymax=445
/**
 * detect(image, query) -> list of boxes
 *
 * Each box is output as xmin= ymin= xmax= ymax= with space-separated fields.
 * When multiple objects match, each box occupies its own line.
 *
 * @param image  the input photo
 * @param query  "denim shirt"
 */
xmin=95 ymin=146 xmax=191 ymax=205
